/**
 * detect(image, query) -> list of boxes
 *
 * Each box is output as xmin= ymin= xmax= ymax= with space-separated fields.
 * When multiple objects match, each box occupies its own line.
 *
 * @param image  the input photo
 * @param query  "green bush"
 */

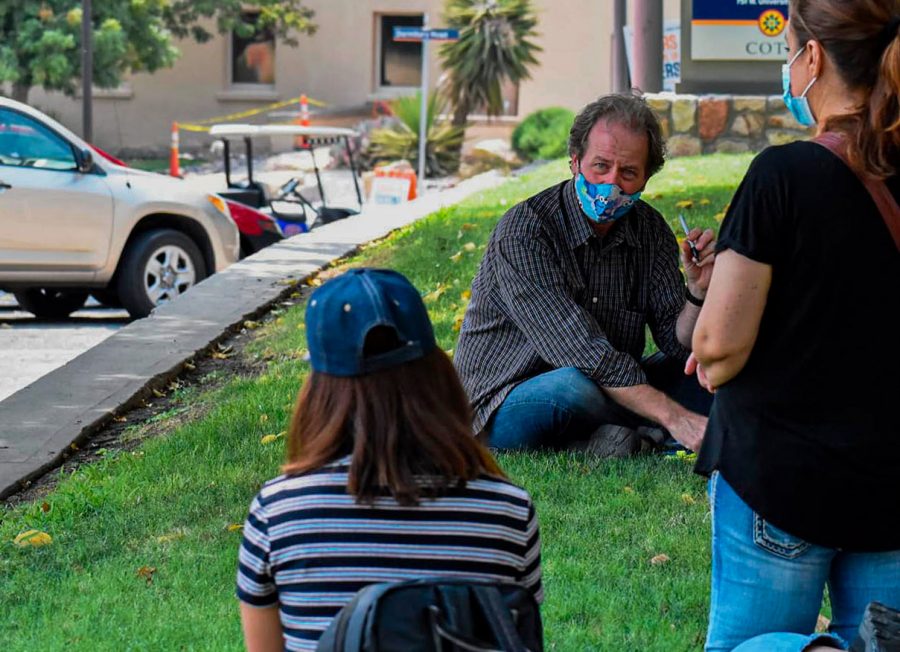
xmin=511 ymin=107 xmax=575 ymax=162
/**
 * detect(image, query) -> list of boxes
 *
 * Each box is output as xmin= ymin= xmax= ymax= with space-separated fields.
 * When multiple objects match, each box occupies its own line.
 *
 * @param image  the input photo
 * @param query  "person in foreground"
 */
xmin=455 ymin=93 xmax=715 ymax=456
xmin=688 ymin=1 xmax=900 ymax=650
xmin=236 ymin=268 xmax=542 ymax=652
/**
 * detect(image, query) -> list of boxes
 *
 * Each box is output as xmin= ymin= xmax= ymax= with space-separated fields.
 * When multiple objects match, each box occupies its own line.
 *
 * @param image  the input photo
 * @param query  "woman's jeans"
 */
xmin=487 ymin=353 xmax=713 ymax=450
xmin=706 ymin=472 xmax=900 ymax=651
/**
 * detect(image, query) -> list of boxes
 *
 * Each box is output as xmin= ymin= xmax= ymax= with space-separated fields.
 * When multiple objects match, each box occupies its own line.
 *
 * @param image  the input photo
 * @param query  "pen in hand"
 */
xmin=678 ymin=213 xmax=701 ymax=264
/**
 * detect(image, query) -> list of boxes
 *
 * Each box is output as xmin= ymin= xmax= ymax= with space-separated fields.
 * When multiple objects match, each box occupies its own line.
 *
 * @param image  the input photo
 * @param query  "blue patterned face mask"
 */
xmin=782 ymin=47 xmax=817 ymax=127
xmin=574 ymin=172 xmax=641 ymax=223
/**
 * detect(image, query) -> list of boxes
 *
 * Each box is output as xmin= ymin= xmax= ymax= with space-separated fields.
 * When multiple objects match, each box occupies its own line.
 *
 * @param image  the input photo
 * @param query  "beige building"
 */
xmin=20 ymin=0 xmax=683 ymax=155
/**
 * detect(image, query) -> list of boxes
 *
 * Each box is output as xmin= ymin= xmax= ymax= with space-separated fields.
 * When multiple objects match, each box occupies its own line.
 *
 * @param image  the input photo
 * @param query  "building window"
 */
xmin=379 ymin=14 xmax=423 ymax=87
xmin=231 ymin=12 xmax=276 ymax=85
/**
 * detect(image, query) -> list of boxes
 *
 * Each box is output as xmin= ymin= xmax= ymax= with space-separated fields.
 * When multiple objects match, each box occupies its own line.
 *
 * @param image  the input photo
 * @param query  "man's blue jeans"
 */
xmin=487 ymin=353 xmax=712 ymax=450
xmin=706 ymin=472 xmax=900 ymax=651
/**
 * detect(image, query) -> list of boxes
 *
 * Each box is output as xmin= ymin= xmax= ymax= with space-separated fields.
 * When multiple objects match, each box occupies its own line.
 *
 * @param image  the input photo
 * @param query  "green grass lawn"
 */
xmin=0 ymin=152 xmax=754 ymax=651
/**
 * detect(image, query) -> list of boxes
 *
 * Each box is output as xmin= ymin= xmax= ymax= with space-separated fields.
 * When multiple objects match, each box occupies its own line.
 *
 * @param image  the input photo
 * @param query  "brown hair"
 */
xmin=282 ymin=331 xmax=503 ymax=506
xmin=791 ymin=0 xmax=900 ymax=178
xmin=568 ymin=93 xmax=667 ymax=178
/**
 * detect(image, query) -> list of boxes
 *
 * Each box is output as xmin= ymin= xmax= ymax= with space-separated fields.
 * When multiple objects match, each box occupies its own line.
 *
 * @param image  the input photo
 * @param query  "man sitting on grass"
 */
xmin=455 ymin=93 xmax=715 ymax=456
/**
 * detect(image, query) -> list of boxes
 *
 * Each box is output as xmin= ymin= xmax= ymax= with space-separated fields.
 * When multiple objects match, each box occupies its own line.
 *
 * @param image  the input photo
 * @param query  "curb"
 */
xmin=0 ymin=171 xmax=503 ymax=499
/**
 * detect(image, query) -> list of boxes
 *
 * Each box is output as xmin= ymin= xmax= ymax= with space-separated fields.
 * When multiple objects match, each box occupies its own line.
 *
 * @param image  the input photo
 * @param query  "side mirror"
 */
xmin=75 ymin=147 xmax=94 ymax=173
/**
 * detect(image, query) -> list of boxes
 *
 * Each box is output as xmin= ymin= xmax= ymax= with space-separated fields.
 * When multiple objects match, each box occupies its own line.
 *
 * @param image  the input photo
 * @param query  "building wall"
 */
xmin=23 ymin=0 xmax=683 ymax=154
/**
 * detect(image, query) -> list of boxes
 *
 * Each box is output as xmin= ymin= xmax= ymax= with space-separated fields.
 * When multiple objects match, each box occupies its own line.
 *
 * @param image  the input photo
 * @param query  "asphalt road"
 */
xmin=0 ymin=292 xmax=129 ymax=402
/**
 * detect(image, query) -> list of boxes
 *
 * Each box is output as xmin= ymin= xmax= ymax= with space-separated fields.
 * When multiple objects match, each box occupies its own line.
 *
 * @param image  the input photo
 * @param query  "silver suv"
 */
xmin=0 ymin=98 xmax=239 ymax=319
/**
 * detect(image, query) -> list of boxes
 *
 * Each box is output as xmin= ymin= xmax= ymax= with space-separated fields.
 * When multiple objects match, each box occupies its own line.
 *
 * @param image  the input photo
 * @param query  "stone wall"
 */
xmin=644 ymin=93 xmax=814 ymax=158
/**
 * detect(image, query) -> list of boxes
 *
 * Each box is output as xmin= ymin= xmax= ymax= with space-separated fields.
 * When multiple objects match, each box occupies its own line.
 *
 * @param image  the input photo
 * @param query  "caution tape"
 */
xmin=177 ymin=94 xmax=328 ymax=132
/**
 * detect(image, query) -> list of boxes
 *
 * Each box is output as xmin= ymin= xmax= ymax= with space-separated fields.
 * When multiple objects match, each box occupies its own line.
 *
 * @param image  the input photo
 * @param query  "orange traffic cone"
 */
xmin=294 ymin=94 xmax=311 ymax=149
xmin=169 ymin=122 xmax=181 ymax=177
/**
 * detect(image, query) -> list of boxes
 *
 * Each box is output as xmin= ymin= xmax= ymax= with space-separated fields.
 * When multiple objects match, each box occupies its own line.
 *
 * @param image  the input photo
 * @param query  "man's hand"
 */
xmin=685 ymin=352 xmax=716 ymax=393
xmin=681 ymin=227 xmax=716 ymax=295
xmin=662 ymin=407 xmax=707 ymax=453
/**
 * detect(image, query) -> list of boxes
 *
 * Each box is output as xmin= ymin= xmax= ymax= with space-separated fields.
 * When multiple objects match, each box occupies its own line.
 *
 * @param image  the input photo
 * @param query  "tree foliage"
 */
xmin=0 ymin=1 xmax=316 ymax=102
xmin=439 ymin=0 xmax=541 ymax=126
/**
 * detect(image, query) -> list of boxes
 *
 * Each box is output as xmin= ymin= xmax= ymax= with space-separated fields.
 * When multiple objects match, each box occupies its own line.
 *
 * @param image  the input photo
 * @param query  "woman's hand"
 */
xmin=685 ymin=352 xmax=716 ymax=394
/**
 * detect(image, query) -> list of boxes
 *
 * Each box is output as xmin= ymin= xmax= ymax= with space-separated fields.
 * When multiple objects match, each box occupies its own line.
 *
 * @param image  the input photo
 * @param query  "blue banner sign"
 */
xmin=393 ymin=27 xmax=460 ymax=42
xmin=692 ymin=0 xmax=790 ymax=60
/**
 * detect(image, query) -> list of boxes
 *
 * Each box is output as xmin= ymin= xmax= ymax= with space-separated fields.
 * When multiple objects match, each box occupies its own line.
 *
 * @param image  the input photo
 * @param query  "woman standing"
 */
xmin=689 ymin=0 xmax=900 ymax=650
xmin=236 ymin=269 xmax=542 ymax=652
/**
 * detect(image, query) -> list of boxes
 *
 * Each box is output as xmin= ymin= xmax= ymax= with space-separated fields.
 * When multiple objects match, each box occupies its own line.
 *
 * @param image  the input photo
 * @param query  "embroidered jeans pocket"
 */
xmin=753 ymin=514 xmax=811 ymax=559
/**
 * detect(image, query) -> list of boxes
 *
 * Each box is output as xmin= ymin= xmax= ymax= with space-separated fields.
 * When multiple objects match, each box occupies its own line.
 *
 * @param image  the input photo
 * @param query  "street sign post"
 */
xmin=392 ymin=20 xmax=460 ymax=192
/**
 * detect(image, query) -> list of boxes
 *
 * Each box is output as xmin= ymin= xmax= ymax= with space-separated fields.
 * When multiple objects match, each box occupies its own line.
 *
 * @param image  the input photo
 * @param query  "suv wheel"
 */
xmin=13 ymin=288 xmax=89 ymax=319
xmin=116 ymin=229 xmax=206 ymax=319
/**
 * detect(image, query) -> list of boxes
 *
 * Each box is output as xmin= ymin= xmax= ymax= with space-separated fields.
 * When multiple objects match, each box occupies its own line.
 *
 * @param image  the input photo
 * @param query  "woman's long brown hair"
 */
xmin=792 ymin=0 xmax=900 ymax=179
xmin=283 ymin=336 xmax=503 ymax=505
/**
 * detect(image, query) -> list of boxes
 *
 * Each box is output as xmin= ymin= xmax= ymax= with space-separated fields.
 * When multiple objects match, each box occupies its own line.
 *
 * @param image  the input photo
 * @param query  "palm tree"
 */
xmin=439 ymin=0 xmax=542 ymax=127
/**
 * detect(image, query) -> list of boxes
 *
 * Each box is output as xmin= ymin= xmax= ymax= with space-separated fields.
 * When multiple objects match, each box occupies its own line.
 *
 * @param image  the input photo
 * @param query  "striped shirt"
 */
xmin=455 ymin=179 xmax=689 ymax=433
xmin=236 ymin=456 xmax=542 ymax=651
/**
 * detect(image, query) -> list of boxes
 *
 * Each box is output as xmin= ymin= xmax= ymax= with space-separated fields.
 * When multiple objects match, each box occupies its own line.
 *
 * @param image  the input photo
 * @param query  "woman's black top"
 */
xmin=695 ymin=141 xmax=900 ymax=552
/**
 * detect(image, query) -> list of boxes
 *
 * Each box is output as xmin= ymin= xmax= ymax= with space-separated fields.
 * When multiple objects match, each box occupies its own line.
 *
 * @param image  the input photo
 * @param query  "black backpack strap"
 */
xmin=472 ymin=585 xmax=529 ymax=652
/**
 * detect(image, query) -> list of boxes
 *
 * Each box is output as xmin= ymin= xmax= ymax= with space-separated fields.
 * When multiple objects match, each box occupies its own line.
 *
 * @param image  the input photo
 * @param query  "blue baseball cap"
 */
xmin=305 ymin=268 xmax=437 ymax=376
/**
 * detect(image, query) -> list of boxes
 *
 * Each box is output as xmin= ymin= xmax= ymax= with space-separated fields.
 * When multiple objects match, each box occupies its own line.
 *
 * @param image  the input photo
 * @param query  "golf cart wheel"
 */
xmin=116 ymin=229 xmax=206 ymax=319
xmin=13 ymin=288 xmax=89 ymax=319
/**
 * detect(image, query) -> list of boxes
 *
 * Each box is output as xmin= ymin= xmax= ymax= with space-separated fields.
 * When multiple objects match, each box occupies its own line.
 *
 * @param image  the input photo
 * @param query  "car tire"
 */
xmin=116 ymin=229 xmax=206 ymax=319
xmin=13 ymin=288 xmax=89 ymax=319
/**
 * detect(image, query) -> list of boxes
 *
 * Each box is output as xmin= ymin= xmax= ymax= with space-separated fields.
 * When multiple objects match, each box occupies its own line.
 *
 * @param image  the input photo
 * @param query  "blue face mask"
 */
xmin=782 ymin=47 xmax=817 ymax=127
xmin=574 ymin=172 xmax=641 ymax=224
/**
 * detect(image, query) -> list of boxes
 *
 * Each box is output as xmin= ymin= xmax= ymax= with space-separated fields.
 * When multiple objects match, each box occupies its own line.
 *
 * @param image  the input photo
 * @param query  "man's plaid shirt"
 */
xmin=454 ymin=179 xmax=690 ymax=434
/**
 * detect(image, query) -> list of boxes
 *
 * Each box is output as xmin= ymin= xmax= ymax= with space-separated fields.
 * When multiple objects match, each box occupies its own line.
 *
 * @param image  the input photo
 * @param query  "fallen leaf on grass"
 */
xmin=699 ymin=198 xmax=711 ymax=206
xmin=623 ymin=486 xmax=635 ymax=494
xmin=156 ymin=531 xmax=185 ymax=544
xmin=423 ymin=285 xmax=448 ymax=303
xmin=211 ymin=351 xmax=232 ymax=360
xmin=151 ymin=389 xmax=165 ymax=399
xmin=277 ymin=278 xmax=298 ymax=287
xmin=41 ymin=501 xmax=51 ymax=513
xmin=449 ymin=252 xmax=464 ymax=263
xmin=305 ymin=277 xmax=322 ymax=287
xmin=462 ymin=242 xmax=477 ymax=252
xmin=444 ymin=349 xmax=454 ymax=358
xmin=136 ymin=565 xmax=156 ymax=585
xmin=650 ymin=554 xmax=671 ymax=566
xmin=452 ymin=316 xmax=464 ymax=332
xmin=261 ymin=431 xmax=285 ymax=445
xmin=675 ymin=199 xmax=694 ymax=209
xmin=460 ymin=223 xmax=477 ymax=231
xmin=183 ymin=361 xmax=196 ymax=371
xmin=259 ymin=414 xmax=269 ymax=424
xmin=227 ymin=524 xmax=244 ymax=533
xmin=460 ymin=290 xmax=471 ymax=301
xmin=713 ymin=212 xmax=726 ymax=223
xmin=14 ymin=530 xmax=52 ymax=547
xmin=681 ymin=493 xmax=696 ymax=505
xmin=243 ymin=320 xmax=261 ymax=330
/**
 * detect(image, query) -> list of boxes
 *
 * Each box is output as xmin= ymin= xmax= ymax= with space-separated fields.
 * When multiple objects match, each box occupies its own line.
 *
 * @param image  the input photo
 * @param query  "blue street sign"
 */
xmin=393 ymin=26 xmax=460 ymax=42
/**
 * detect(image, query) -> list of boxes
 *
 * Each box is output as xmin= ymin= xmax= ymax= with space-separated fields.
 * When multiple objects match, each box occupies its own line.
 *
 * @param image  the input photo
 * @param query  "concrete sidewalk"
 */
xmin=0 ymin=171 xmax=502 ymax=499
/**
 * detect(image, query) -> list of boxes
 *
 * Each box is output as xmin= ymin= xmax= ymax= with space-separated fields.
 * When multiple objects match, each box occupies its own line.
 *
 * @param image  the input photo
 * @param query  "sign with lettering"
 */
xmin=393 ymin=27 xmax=460 ymax=42
xmin=692 ymin=0 xmax=790 ymax=61
xmin=624 ymin=21 xmax=681 ymax=91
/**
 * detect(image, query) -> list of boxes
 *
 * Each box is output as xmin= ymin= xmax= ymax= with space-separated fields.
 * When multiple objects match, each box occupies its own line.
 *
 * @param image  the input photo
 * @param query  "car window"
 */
xmin=0 ymin=109 xmax=77 ymax=171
